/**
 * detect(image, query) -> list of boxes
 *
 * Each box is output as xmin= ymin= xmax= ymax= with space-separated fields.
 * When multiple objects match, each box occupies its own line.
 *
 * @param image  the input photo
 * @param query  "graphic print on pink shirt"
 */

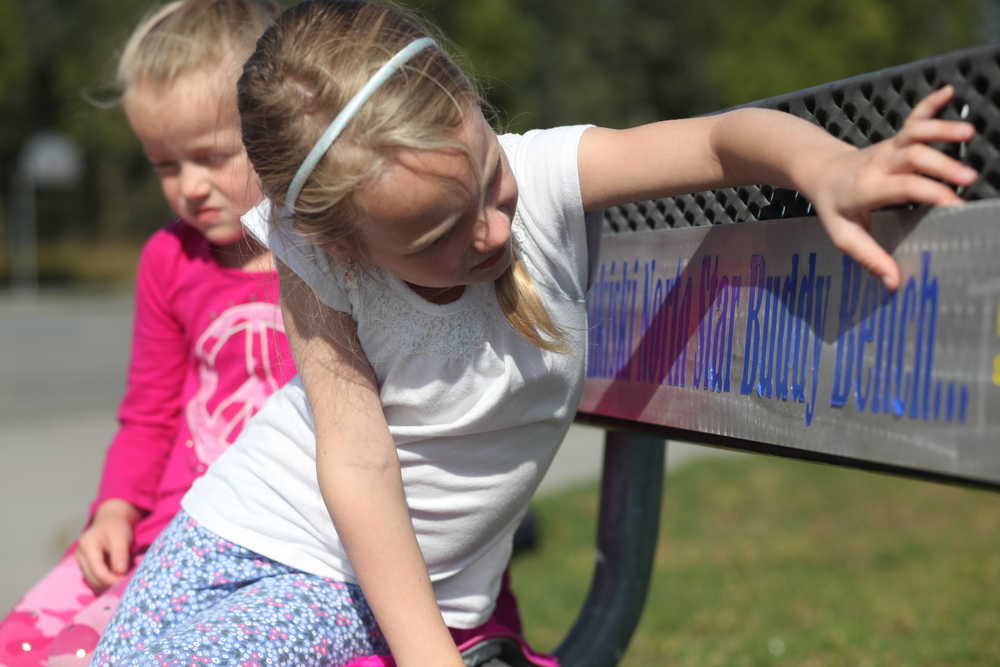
xmin=185 ymin=302 xmax=286 ymax=466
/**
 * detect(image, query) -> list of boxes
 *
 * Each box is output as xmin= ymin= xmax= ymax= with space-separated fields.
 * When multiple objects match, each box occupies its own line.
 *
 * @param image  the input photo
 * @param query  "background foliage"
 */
xmin=0 ymin=0 xmax=987 ymax=286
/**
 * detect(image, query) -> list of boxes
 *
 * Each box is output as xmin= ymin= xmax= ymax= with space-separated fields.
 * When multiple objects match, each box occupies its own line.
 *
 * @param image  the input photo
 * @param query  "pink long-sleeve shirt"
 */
xmin=90 ymin=220 xmax=295 ymax=553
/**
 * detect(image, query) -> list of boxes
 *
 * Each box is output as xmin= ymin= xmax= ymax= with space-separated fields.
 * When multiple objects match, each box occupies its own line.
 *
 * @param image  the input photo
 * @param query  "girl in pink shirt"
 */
xmin=0 ymin=2 xmax=288 ymax=664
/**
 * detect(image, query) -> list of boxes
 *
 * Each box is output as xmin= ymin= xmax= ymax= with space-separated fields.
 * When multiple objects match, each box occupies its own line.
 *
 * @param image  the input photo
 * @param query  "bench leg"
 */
xmin=553 ymin=431 xmax=666 ymax=667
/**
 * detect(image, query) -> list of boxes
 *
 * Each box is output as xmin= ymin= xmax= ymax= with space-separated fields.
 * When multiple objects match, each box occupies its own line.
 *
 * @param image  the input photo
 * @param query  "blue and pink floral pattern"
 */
xmin=91 ymin=512 xmax=387 ymax=666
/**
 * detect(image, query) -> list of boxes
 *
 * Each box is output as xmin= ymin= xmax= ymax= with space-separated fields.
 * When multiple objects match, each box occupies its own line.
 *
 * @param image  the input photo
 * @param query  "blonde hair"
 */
xmin=117 ymin=0 xmax=280 ymax=94
xmin=238 ymin=0 xmax=566 ymax=351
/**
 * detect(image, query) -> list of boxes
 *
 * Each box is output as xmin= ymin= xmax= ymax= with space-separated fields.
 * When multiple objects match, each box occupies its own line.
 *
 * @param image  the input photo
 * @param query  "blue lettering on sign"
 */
xmin=829 ymin=251 xmax=967 ymax=424
xmin=587 ymin=259 xmax=639 ymax=379
xmin=692 ymin=256 xmax=717 ymax=391
xmin=739 ymin=253 xmax=830 ymax=425
xmin=740 ymin=255 xmax=766 ymax=397
xmin=630 ymin=257 xmax=693 ymax=387
xmin=691 ymin=256 xmax=741 ymax=393
xmin=585 ymin=247 xmax=970 ymax=428
xmin=831 ymin=254 xmax=861 ymax=408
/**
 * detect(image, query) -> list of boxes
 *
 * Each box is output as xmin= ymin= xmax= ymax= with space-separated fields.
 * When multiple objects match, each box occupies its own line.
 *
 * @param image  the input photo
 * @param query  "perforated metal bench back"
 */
xmin=603 ymin=44 xmax=1000 ymax=234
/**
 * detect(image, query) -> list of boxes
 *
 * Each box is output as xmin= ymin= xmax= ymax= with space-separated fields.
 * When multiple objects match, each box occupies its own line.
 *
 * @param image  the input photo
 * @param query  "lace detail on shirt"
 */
xmin=510 ymin=215 xmax=527 ymax=260
xmin=354 ymin=272 xmax=507 ymax=370
xmin=341 ymin=256 xmax=361 ymax=291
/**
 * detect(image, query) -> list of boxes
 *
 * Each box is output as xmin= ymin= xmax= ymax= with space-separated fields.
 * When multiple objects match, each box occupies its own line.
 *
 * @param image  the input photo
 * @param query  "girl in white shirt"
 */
xmin=92 ymin=1 xmax=977 ymax=666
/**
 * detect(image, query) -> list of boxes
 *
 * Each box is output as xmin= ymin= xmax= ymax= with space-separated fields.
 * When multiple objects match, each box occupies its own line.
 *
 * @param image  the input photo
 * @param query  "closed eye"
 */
xmin=151 ymin=161 xmax=179 ymax=176
xmin=197 ymin=150 xmax=238 ymax=168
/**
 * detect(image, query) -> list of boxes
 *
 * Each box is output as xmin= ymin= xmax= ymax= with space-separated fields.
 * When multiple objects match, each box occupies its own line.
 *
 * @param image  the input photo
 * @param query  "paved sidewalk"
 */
xmin=0 ymin=414 xmax=115 ymax=612
xmin=1 ymin=291 xmax=134 ymax=425
xmin=1 ymin=291 xmax=136 ymax=611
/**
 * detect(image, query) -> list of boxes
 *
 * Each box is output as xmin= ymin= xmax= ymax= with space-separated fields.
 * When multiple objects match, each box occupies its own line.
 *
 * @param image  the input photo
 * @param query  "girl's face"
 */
xmin=124 ymin=68 xmax=262 ymax=246
xmin=355 ymin=108 xmax=518 ymax=295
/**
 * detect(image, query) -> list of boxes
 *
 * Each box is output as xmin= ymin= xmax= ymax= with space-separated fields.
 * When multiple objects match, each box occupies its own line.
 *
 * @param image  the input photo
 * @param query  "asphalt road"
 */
xmin=0 ymin=290 xmax=732 ymax=614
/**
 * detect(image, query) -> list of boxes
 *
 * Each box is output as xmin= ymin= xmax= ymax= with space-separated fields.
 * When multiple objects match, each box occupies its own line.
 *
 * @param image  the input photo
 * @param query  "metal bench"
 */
xmin=464 ymin=42 xmax=1000 ymax=667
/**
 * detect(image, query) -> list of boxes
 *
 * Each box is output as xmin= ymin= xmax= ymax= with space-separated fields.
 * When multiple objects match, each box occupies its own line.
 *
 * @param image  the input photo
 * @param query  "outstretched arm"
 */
xmin=277 ymin=260 xmax=464 ymax=667
xmin=579 ymin=85 xmax=976 ymax=290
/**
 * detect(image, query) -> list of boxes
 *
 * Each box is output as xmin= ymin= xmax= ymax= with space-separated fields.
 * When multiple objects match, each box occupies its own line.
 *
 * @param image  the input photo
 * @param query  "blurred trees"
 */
xmin=704 ymin=0 xmax=981 ymax=105
xmin=1 ymin=1 xmax=164 ymax=256
xmin=424 ymin=0 xmax=980 ymax=128
xmin=0 ymin=0 xmax=984 ymax=283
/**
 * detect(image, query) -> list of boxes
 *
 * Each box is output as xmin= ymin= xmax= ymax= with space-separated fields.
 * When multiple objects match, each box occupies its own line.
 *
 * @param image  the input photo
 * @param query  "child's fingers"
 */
xmin=886 ymin=143 xmax=978 ymax=185
xmin=88 ymin=540 xmax=119 ymax=587
xmin=91 ymin=553 xmax=118 ymax=590
xmin=74 ymin=549 xmax=96 ymax=589
xmin=905 ymin=84 xmax=955 ymax=123
xmin=826 ymin=220 xmax=901 ymax=290
xmin=867 ymin=173 xmax=965 ymax=209
xmin=75 ymin=542 xmax=114 ymax=592
xmin=896 ymin=118 xmax=975 ymax=145
xmin=108 ymin=534 xmax=132 ymax=575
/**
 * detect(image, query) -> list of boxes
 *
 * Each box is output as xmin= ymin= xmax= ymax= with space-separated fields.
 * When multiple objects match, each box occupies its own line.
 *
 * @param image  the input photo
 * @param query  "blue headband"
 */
xmin=283 ymin=37 xmax=437 ymax=214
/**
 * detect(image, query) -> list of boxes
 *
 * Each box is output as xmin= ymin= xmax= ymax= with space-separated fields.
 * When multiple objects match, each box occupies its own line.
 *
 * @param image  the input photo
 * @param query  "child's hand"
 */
xmin=75 ymin=499 xmax=140 ymax=594
xmin=808 ymin=85 xmax=977 ymax=290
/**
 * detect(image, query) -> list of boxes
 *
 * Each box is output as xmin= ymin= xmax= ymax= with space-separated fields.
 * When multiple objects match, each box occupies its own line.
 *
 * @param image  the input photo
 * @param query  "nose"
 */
xmin=179 ymin=164 xmax=211 ymax=201
xmin=472 ymin=206 xmax=511 ymax=255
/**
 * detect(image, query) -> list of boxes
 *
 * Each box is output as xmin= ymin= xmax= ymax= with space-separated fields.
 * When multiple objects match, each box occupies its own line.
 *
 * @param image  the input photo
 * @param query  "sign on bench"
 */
xmin=580 ymin=202 xmax=1000 ymax=487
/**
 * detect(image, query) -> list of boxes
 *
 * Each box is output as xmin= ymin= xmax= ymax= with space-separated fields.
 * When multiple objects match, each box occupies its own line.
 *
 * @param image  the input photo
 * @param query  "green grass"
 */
xmin=511 ymin=453 xmax=1000 ymax=666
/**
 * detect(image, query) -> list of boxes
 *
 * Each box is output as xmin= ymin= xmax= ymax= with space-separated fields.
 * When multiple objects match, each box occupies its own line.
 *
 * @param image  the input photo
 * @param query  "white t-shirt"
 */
xmin=183 ymin=124 xmax=598 ymax=628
